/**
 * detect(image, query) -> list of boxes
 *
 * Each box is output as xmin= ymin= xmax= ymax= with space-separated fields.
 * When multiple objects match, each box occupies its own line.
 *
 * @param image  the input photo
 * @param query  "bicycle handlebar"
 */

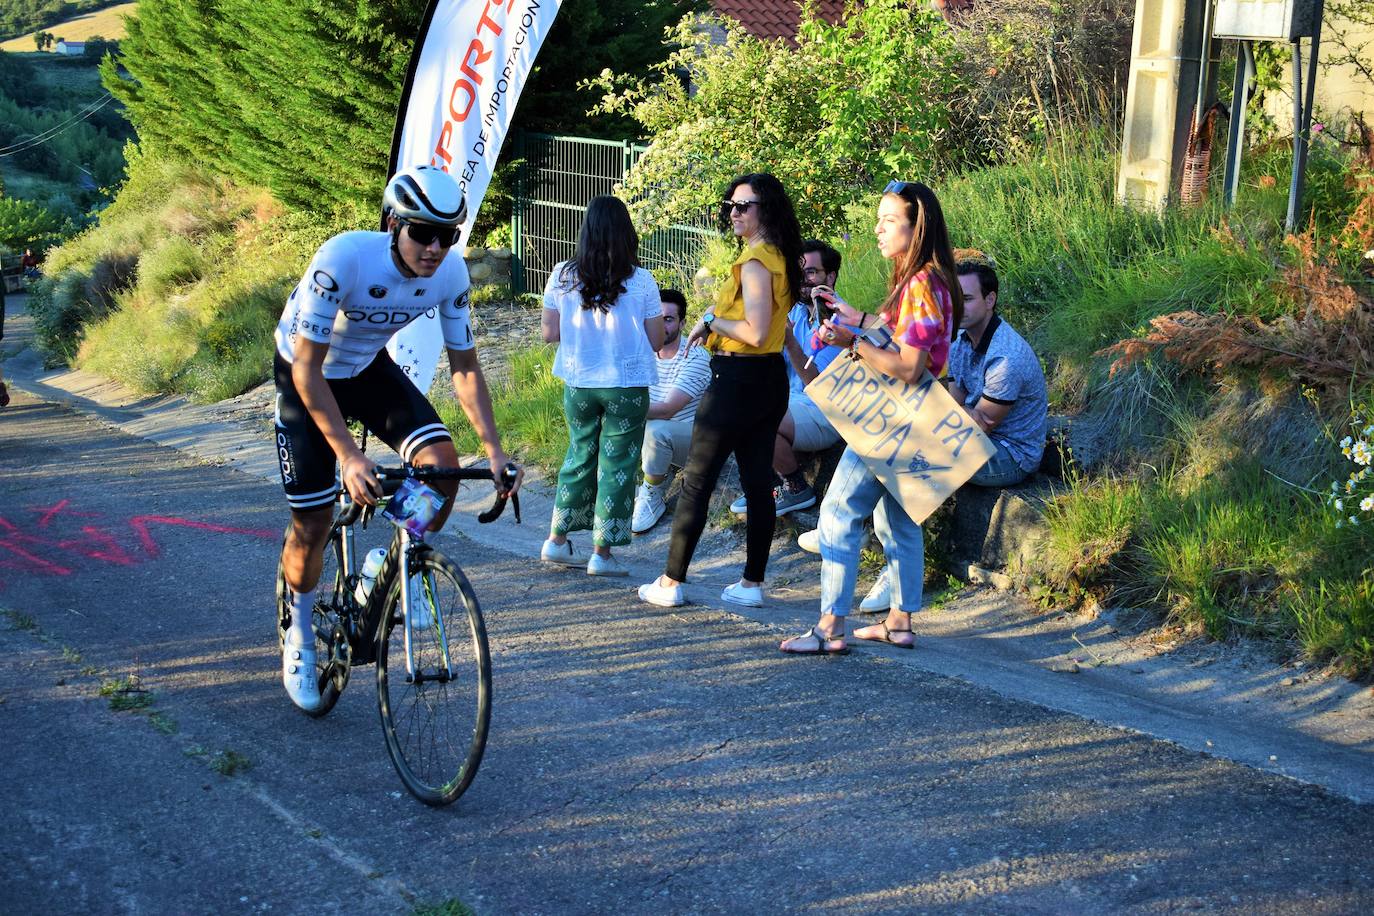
xmin=377 ymin=463 xmax=522 ymax=524
xmin=337 ymin=462 xmax=522 ymax=528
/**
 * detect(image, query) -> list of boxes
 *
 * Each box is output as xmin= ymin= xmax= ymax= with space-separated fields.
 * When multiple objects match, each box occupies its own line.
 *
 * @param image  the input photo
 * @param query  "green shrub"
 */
xmin=590 ymin=1 xmax=960 ymax=238
xmin=136 ymin=235 xmax=205 ymax=297
xmin=437 ymin=344 xmax=567 ymax=470
xmin=24 ymin=249 xmax=137 ymax=365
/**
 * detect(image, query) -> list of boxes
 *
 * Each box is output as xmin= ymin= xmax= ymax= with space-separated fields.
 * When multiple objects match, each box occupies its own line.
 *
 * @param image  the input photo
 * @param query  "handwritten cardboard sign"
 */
xmin=805 ymin=341 xmax=995 ymax=523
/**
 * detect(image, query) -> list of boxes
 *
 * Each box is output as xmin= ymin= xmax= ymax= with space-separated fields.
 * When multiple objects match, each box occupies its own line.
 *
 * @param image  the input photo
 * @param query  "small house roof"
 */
xmin=711 ymin=1 xmax=848 ymax=43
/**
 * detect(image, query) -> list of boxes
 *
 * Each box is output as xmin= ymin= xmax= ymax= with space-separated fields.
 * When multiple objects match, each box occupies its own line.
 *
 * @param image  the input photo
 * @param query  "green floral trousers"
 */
xmin=551 ymin=386 xmax=648 ymax=547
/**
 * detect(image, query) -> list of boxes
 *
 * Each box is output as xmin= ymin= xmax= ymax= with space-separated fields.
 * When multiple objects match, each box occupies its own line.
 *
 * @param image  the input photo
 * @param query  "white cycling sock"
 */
xmin=288 ymin=588 xmax=317 ymax=647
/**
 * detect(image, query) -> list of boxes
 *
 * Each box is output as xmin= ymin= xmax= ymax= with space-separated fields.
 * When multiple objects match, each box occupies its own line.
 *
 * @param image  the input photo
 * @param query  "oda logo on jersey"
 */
xmin=341 ymin=307 xmax=438 ymax=325
xmin=369 ymin=286 xmax=387 ymax=299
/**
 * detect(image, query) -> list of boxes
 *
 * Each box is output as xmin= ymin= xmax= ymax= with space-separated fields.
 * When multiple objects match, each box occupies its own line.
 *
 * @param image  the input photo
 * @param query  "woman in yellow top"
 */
xmin=638 ymin=172 xmax=802 ymax=609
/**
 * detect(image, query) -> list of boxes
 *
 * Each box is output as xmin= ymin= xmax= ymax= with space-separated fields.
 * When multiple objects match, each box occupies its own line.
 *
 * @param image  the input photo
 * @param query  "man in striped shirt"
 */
xmin=631 ymin=289 xmax=712 ymax=533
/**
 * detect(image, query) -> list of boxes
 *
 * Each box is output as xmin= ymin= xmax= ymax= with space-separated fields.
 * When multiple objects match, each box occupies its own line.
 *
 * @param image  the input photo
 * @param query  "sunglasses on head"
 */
xmin=403 ymin=220 xmax=460 ymax=248
xmin=884 ymin=180 xmax=916 ymax=195
xmin=721 ymin=199 xmax=759 ymax=214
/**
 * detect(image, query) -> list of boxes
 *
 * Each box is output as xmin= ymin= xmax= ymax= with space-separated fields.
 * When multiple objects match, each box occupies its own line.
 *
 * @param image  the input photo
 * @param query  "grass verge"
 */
xmin=435 ymin=343 xmax=568 ymax=471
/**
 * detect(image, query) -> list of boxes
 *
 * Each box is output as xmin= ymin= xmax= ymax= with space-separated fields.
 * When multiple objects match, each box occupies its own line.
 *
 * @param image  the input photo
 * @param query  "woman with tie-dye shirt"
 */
xmin=780 ymin=180 xmax=963 ymax=656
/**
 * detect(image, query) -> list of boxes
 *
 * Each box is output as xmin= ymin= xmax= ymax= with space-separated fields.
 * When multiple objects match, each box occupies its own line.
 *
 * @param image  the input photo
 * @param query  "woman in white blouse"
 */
xmin=539 ymin=196 xmax=665 ymax=576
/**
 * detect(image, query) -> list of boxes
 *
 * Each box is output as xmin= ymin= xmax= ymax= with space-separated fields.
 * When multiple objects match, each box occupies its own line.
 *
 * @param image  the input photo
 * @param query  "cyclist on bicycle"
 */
xmin=273 ymin=165 xmax=523 ymax=712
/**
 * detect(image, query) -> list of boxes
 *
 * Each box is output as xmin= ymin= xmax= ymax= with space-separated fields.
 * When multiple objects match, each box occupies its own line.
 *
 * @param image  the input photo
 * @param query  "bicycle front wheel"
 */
xmin=375 ymin=548 xmax=491 ymax=806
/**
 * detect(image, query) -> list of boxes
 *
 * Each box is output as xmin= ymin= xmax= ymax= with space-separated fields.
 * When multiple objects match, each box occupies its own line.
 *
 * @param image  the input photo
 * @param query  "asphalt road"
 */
xmin=2 ymin=389 xmax=1374 ymax=915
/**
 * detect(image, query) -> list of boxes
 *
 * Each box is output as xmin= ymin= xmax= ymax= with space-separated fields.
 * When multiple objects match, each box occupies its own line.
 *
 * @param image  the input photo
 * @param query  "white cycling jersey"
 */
xmin=274 ymin=231 xmax=474 ymax=379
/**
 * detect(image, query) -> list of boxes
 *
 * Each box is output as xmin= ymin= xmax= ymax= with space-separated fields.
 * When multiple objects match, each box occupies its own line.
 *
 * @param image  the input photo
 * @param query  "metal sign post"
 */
xmin=1212 ymin=0 xmax=1325 ymax=231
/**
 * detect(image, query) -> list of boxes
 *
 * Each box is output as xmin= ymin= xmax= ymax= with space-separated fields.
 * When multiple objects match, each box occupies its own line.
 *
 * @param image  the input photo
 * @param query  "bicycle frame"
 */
xmin=330 ymin=457 xmax=516 ymax=677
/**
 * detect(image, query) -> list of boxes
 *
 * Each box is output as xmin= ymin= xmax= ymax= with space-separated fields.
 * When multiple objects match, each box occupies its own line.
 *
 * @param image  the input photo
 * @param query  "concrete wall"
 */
xmin=1265 ymin=16 xmax=1374 ymax=127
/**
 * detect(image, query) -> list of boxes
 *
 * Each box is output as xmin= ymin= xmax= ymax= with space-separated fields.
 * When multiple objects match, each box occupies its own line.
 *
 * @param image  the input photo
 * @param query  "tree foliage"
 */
xmin=587 ymin=0 xmax=961 ymax=239
xmin=517 ymin=0 xmax=704 ymax=138
xmin=0 ymin=51 xmax=130 ymax=206
xmin=105 ymin=0 xmax=424 ymax=222
xmin=0 ymin=196 xmax=70 ymax=252
xmin=105 ymin=0 xmax=701 ymax=222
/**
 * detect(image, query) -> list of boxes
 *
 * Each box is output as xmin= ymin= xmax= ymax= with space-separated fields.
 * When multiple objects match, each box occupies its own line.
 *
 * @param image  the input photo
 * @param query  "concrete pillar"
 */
xmin=1117 ymin=0 xmax=1210 ymax=210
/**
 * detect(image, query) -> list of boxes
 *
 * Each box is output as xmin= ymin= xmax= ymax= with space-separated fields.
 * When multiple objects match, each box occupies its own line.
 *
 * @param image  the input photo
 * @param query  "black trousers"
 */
xmin=665 ymin=353 xmax=789 ymax=583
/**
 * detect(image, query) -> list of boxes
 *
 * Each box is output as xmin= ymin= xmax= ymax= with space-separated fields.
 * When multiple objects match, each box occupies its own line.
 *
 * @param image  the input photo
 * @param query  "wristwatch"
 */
xmin=702 ymin=310 xmax=715 ymax=333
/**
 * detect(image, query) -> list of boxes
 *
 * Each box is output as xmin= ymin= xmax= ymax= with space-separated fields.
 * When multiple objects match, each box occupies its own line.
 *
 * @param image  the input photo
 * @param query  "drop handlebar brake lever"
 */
xmin=477 ymin=463 xmax=521 ymax=524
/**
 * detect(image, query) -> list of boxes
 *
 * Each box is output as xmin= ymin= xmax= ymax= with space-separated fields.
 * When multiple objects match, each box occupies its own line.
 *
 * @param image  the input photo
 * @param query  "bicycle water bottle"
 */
xmin=355 ymin=548 xmax=387 ymax=603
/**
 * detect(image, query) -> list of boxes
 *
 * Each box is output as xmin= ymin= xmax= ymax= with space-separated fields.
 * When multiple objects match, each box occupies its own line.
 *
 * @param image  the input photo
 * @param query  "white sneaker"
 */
xmin=282 ymin=640 xmax=322 ymax=713
xmin=587 ymin=553 xmax=629 ymax=577
xmin=632 ymin=482 xmax=668 ymax=533
xmin=638 ymin=577 xmax=685 ymax=607
xmin=541 ymin=537 xmax=588 ymax=567
xmin=859 ymin=568 xmax=892 ymax=613
xmin=798 ymin=529 xmax=820 ymax=555
xmin=408 ymin=575 xmax=434 ymax=629
xmin=721 ymin=581 xmax=764 ymax=607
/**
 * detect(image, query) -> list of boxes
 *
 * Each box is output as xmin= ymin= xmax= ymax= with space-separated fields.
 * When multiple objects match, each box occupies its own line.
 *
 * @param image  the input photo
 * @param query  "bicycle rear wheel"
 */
xmin=276 ymin=525 xmax=350 ymax=718
xmin=375 ymin=547 xmax=491 ymax=806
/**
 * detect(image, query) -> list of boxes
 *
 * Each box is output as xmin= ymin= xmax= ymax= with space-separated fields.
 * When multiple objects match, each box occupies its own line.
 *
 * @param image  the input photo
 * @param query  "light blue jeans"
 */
xmin=968 ymin=439 xmax=1031 ymax=488
xmin=818 ymin=446 xmax=924 ymax=617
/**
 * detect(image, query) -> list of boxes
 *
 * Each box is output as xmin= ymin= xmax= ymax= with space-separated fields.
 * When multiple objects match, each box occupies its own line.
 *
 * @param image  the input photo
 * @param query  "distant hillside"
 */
xmin=0 ymin=2 xmax=134 ymax=51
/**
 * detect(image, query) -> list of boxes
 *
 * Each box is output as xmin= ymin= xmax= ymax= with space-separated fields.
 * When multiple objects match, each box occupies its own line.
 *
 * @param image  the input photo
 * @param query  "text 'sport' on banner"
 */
xmin=805 ymin=327 xmax=995 ymax=524
xmin=386 ymin=0 xmax=563 ymax=393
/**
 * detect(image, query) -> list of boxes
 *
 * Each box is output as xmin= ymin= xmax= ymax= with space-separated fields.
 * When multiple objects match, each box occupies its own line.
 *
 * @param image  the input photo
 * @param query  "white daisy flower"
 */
xmin=1362 ymin=496 xmax=1374 ymax=513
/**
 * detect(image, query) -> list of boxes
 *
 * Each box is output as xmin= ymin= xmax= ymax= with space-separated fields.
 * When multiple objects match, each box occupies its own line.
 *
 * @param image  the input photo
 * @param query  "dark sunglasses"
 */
xmin=403 ymin=220 xmax=460 ymax=248
xmin=721 ymin=199 xmax=759 ymax=214
xmin=883 ymin=180 xmax=915 ymax=195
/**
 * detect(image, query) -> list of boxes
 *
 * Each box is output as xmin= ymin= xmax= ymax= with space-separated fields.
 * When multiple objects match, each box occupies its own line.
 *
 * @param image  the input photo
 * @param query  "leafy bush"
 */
xmin=0 ymin=195 xmax=70 ymax=251
xmin=26 ymin=246 xmax=136 ymax=363
xmin=588 ymin=1 xmax=960 ymax=238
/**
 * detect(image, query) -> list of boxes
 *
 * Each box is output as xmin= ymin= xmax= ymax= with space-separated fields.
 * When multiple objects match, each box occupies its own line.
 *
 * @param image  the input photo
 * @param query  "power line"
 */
xmin=0 ymin=93 xmax=115 ymax=157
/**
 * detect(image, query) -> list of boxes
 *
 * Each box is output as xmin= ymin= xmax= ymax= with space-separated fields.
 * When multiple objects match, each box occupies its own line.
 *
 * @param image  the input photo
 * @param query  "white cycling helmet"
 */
xmin=383 ymin=165 xmax=467 ymax=226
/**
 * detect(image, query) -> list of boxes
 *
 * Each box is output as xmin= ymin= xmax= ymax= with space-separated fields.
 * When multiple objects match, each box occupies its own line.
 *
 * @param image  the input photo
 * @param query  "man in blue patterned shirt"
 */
xmin=947 ymin=251 xmax=1048 ymax=487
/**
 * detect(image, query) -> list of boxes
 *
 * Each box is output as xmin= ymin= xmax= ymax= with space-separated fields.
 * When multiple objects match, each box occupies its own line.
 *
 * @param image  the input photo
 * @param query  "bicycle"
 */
xmin=275 ymin=461 xmax=520 ymax=806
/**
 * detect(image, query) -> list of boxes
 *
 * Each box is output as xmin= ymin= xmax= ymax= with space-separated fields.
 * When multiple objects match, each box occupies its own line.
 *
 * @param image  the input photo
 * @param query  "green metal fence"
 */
xmin=511 ymin=132 xmax=714 ymax=296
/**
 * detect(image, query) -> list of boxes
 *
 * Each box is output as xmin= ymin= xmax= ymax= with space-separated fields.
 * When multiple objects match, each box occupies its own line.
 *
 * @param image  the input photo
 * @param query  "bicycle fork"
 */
xmin=398 ymin=530 xmax=455 ymax=685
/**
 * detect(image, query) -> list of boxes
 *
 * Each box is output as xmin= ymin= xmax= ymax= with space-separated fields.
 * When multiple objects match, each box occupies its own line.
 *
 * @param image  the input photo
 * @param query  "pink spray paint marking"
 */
xmin=0 ymin=502 xmax=277 ymax=589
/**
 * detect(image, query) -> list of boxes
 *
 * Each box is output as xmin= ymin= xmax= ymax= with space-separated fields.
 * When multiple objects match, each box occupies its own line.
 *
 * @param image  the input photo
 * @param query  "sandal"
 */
xmin=780 ymin=626 xmax=850 ymax=656
xmin=852 ymin=622 xmax=915 ymax=650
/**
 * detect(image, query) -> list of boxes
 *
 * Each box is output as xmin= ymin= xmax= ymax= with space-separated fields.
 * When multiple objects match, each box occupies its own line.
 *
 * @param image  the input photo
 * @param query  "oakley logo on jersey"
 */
xmin=309 ymin=269 xmax=342 ymax=304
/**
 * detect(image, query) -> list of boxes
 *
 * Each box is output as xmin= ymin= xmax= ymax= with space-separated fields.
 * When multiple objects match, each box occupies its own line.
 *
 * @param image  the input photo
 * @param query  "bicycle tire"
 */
xmin=275 ymin=524 xmax=349 ymax=718
xmin=375 ymin=547 xmax=492 ymax=806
